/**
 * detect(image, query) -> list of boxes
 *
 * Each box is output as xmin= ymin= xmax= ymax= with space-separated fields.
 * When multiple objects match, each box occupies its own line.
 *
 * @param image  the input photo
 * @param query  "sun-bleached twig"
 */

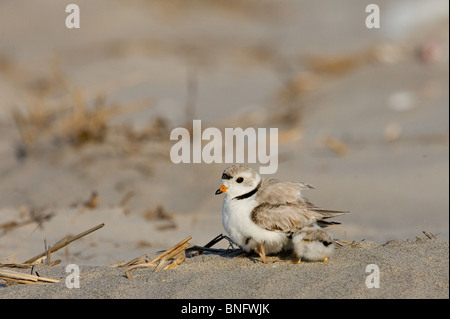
xmin=23 ymin=223 xmax=104 ymax=264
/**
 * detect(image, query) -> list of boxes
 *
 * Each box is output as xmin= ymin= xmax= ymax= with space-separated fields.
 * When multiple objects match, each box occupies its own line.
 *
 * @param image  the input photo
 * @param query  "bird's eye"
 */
xmin=236 ymin=177 xmax=244 ymax=183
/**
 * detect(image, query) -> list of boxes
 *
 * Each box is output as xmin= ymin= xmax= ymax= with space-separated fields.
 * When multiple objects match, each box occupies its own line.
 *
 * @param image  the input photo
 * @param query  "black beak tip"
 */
xmin=215 ymin=189 xmax=223 ymax=195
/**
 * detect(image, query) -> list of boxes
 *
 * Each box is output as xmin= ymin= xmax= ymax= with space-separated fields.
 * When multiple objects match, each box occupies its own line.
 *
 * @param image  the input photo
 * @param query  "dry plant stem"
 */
xmin=0 ymin=270 xmax=38 ymax=282
xmin=163 ymin=251 xmax=186 ymax=270
xmin=0 ymin=269 xmax=60 ymax=284
xmin=156 ymin=243 xmax=190 ymax=271
xmin=160 ymin=242 xmax=190 ymax=262
xmin=423 ymin=231 xmax=437 ymax=240
xmin=23 ymin=223 xmax=104 ymax=264
xmin=151 ymin=236 xmax=191 ymax=264
xmin=124 ymin=262 xmax=158 ymax=279
xmin=154 ymin=256 xmax=170 ymax=272
xmin=109 ymin=254 xmax=150 ymax=268
xmin=0 ymin=259 xmax=60 ymax=269
xmin=47 ymin=260 xmax=61 ymax=266
xmin=0 ymin=263 xmax=34 ymax=269
xmin=124 ymin=236 xmax=192 ymax=278
xmin=124 ymin=242 xmax=190 ymax=277
xmin=3 ymin=278 xmax=40 ymax=285
xmin=44 ymin=239 xmax=50 ymax=265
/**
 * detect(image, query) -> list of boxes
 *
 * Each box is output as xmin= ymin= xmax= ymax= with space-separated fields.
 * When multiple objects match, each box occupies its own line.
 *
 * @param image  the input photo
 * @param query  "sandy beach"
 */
xmin=0 ymin=0 xmax=448 ymax=300
xmin=0 ymin=238 xmax=448 ymax=299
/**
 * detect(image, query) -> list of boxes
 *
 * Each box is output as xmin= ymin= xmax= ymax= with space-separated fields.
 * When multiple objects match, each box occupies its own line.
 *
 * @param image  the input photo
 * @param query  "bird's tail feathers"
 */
xmin=316 ymin=209 xmax=350 ymax=219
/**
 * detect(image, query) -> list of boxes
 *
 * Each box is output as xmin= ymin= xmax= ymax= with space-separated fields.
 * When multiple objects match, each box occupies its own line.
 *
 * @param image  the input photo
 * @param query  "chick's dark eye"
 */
xmin=236 ymin=177 xmax=244 ymax=183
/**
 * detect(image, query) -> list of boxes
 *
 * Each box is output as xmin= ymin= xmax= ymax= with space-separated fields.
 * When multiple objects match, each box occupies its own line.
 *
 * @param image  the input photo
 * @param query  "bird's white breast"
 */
xmin=221 ymin=196 xmax=287 ymax=253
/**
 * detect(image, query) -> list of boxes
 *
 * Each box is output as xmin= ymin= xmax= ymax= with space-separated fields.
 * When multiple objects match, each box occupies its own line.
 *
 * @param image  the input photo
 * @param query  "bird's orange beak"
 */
xmin=215 ymin=185 xmax=228 ymax=195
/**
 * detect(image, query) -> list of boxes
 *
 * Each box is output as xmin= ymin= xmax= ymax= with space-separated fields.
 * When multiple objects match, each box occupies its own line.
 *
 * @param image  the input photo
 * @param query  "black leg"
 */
xmin=185 ymin=234 xmax=241 ymax=256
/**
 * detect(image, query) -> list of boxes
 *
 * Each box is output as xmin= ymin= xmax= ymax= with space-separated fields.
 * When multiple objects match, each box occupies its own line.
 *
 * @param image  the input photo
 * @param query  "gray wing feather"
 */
xmin=252 ymin=180 xmax=348 ymax=232
xmin=251 ymin=201 xmax=320 ymax=232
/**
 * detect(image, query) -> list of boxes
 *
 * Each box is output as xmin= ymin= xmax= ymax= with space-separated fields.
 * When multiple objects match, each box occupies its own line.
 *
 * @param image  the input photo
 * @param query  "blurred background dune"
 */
xmin=0 ymin=0 xmax=448 ymax=265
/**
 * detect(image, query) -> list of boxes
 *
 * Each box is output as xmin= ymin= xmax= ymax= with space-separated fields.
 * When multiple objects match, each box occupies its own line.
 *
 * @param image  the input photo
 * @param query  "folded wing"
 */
xmin=252 ymin=180 xmax=349 ymax=232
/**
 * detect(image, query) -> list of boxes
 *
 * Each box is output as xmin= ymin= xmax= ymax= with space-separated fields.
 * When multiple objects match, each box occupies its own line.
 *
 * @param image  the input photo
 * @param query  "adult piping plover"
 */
xmin=215 ymin=164 xmax=348 ymax=263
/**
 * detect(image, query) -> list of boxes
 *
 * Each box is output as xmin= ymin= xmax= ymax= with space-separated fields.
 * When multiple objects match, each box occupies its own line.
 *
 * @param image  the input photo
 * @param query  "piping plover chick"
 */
xmin=215 ymin=164 xmax=348 ymax=263
xmin=291 ymin=224 xmax=335 ymax=263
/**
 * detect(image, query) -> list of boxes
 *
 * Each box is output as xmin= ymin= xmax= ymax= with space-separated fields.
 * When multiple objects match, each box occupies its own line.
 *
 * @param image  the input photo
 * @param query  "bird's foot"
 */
xmin=254 ymin=243 xmax=267 ymax=264
xmin=291 ymin=258 xmax=302 ymax=264
xmin=290 ymin=253 xmax=302 ymax=264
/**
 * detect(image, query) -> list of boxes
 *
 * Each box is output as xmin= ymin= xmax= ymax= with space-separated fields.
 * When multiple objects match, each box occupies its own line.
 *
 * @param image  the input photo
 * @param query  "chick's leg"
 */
xmin=254 ymin=242 xmax=267 ymax=263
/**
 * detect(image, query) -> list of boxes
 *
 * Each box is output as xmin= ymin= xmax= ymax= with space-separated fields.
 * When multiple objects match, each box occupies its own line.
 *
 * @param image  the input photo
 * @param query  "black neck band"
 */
xmin=233 ymin=181 xmax=261 ymax=200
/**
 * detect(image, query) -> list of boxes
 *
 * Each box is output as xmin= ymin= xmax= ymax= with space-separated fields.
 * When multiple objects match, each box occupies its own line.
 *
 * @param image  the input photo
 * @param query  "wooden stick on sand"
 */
xmin=23 ymin=223 xmax=105 ymax=264
xmin=0 ymin=269 xmax=60 ymax=284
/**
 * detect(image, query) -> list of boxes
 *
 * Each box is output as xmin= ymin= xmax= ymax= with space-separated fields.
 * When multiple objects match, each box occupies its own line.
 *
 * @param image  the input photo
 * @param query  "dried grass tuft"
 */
xmin=11 ymin=72 xmax=164 ymax=161
xmin=111 ymin=236 xmax=192 ymax=279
